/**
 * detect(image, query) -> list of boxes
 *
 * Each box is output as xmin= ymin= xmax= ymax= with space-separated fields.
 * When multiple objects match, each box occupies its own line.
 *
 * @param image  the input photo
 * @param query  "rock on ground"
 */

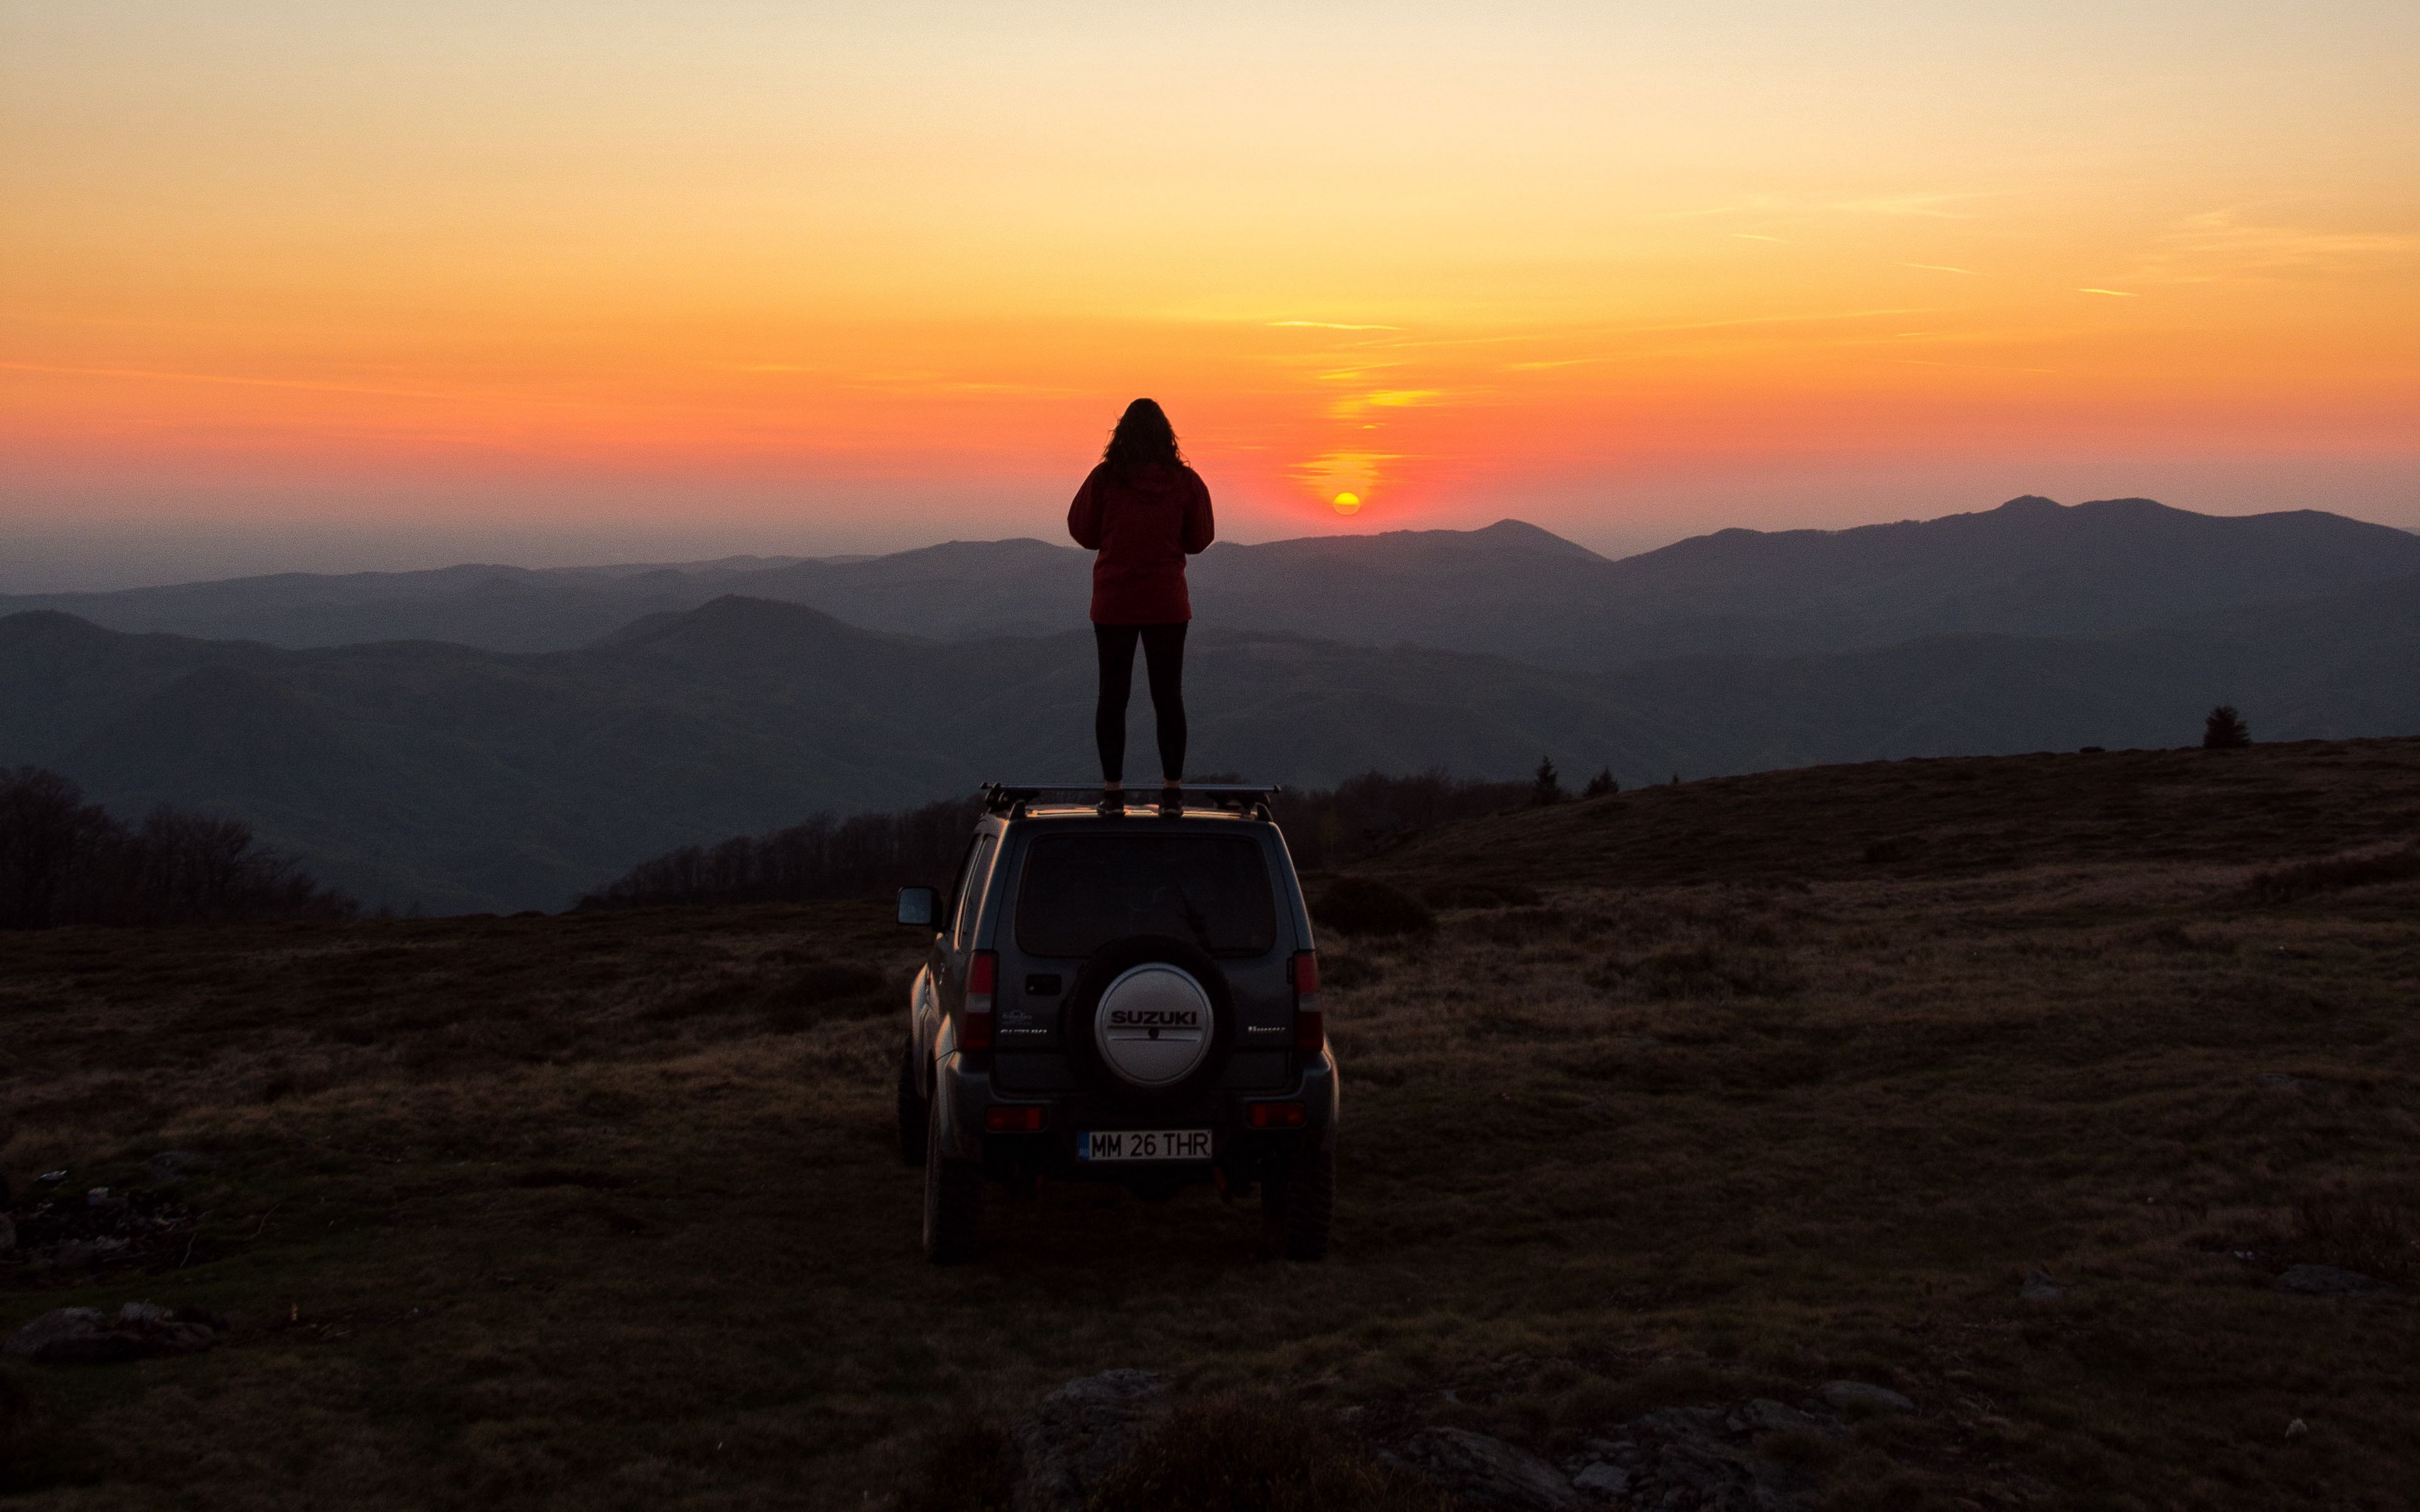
xmin=1393 ymin=1427 xmax=1584 ymax=1511
xmin=1008 ymin=1368 xmax=1169 ymax=1512
xmin=2020 ymin=1269 xmax=2066 ymax=1302
xmin=2274 ymin=1264 xmax=2400 ymax=1297
xmin=1593 ymin=1403 xmax=1833 ymax=1511
xmin=3 ymin=1303 xmax=221 ymax=1365
xmin=1819 ymin=1380 xmax=1914 ymax=1414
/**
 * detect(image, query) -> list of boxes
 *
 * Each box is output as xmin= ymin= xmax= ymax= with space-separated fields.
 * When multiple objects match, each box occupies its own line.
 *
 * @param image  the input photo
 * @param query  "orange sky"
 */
xmin=4 ymin=1 xmax=2417 ymax=582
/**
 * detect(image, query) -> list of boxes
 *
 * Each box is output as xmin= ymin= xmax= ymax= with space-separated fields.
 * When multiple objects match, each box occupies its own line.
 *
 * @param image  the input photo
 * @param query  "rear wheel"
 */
xmin=921 ymin=1091 xmax=980 ymax=1264
xmin=896 ymin=1035 xmax=928 ymax=1167
xmin=1262 ymin=1140 xmax=1334 ymax=1262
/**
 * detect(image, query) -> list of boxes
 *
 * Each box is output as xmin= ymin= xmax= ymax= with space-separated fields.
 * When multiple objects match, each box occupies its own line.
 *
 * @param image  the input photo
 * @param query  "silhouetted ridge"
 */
xmin=12 ymin=496 xmax=2419 ymax=664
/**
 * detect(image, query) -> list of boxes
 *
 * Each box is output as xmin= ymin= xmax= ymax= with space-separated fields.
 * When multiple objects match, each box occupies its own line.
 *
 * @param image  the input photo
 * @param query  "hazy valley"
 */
xmin=4 ymin=495 xmax=2419 ymax=912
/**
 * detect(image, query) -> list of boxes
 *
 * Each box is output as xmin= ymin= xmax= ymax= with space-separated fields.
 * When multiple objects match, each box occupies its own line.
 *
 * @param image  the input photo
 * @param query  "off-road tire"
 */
xmin=921 ymin=1092 xmax=980 ymax=1264
xmin=896 ymin=1035 xmax=928 ymax=1167
xmin=1264 ymin=1140 xmax=1334 ymax=1261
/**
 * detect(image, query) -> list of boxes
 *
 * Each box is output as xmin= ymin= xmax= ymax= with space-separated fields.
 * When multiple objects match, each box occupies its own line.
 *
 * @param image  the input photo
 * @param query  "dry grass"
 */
xmin=2243 ymin=845 xmax=2420 ymax=907
xmin=4 ymin=739 xmax=2419 ymax=1509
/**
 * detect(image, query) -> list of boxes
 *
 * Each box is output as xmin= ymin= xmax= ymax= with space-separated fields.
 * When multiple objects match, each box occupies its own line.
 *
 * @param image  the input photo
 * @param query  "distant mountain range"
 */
xmin=13 ymin=495 xmax=2420 ymax=666
xmin=5 ymin=519 xmax=2417 ymax=912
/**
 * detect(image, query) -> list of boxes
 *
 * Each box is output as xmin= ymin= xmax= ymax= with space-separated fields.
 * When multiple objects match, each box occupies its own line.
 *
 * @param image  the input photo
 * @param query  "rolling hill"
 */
xmin=11 ymin=496 xmax=2417 ymax=666
xmin=6 ymin=557 xmax=2418 ymax=912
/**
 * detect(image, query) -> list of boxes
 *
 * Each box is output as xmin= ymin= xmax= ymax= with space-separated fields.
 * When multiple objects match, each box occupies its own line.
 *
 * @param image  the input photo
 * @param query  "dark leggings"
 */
xmin=1094 ymin=622 xmax=1187 ymax=784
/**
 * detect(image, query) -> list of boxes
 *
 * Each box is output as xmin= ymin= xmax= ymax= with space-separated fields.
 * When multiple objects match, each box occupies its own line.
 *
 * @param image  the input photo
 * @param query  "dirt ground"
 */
xmin=3 ymin=738 xmax=2416 ymax=1509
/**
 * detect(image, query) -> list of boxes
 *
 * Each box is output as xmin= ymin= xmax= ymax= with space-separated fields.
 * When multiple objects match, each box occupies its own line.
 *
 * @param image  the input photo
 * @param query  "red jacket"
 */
xmin=1066 ymin=462 xmax=1216 ymax=624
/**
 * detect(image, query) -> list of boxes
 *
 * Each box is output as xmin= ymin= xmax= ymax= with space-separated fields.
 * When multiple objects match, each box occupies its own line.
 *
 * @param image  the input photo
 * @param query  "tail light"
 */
xmin=962 ymin=950 xmax=997 ymax=1051
xmin=1248 ymin=1101 xmax=1306 ymax=1129
xmin=983 ymin=1105 xmax=1046 ymax=1133
xmin=1290 ymin=949 xmax=1323 ymax=1053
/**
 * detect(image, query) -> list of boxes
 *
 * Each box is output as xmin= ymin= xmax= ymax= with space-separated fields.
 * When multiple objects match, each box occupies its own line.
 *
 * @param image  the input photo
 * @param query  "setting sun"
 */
xmin=1332 ymin=493 xmax=1362 ymax=516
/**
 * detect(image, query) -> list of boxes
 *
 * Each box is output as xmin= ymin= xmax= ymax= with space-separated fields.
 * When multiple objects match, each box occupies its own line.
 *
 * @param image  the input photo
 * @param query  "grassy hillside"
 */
xmin=4 ymin=739 xmax=2415 ymax=1508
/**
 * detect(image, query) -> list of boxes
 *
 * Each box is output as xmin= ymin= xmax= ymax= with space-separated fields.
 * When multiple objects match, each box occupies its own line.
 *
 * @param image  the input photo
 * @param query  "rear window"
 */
xmin=1015 ymin=833 xmax=1278 ymax=958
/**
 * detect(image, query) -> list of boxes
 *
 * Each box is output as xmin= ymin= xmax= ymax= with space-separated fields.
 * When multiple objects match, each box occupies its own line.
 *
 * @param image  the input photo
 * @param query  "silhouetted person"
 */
xmin=1068 ymin=398 xmax=1214 ymax=815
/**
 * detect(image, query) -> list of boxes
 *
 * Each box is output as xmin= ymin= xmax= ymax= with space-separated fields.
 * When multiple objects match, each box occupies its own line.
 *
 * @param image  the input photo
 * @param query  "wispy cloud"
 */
xmin=1732 ymin=232 xmax=1786 ymax=243
xmin=1269 ymin=320 xmax=1404 ymax=331
xmin=1329 ymin=388 xmax=1446 ymax=418
xmin=1900 ymin=263 xmax=1978 ymax=275
xmin=2077 ymin=288 xmax=2139 ymax=297
xmin=2128 ymin=210 xmax=2417 ymax=284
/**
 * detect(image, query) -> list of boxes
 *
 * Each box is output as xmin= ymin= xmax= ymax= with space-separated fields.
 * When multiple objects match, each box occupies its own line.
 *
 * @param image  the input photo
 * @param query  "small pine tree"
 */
xmin=2203 ymin=705 xmax=2251 ymax=749
xmin=1582 ymin=767 xmax=1618 ymax=799
xmin=1531 ymin=755 xmax=1564 ymax=805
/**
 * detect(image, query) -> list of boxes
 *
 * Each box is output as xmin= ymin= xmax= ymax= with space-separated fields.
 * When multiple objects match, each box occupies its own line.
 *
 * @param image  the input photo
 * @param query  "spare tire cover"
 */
xmin=1064 ymin=935 xmax=1234 ymax=1105
xmin=1093 ymin=963 xmax=1214 ymax=1087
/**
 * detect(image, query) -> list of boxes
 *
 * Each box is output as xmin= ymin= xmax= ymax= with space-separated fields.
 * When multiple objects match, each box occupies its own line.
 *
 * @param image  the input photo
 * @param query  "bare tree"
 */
xmin=0 ymin=767 xmax=355 ymax=929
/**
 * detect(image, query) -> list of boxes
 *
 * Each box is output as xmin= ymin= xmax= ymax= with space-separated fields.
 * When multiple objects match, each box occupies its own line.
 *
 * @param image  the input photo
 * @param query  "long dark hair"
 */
xmin=1102 ymin=398 xmax=1184 ymax=479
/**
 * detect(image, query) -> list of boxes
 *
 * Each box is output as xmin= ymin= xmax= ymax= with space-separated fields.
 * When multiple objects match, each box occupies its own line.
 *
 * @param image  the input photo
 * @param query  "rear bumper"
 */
xmin=931 ymin=1048 xmax=1339 ymax=1175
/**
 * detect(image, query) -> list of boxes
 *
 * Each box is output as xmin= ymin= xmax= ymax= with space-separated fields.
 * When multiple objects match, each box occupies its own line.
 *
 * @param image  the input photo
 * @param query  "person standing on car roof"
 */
xmin=1067 ymin=398 xmax=1215 ymax=818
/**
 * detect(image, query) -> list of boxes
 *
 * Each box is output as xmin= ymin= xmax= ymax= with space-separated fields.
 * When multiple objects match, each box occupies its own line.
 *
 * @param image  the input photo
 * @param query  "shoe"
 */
xmin=1096 ymin=791 xmax=1126 ymax=818
xmin=1158 ymin=786 xmax=1183 ymax=817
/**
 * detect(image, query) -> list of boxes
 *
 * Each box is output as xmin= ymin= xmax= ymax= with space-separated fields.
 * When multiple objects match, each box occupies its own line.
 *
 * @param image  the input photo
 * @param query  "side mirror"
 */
xmin=896 ymin=886 xmax=939 ymax=928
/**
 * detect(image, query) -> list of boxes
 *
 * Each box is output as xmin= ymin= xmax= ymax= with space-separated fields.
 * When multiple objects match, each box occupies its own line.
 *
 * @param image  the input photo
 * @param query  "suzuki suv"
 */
xmin=894 ymin=784 xmax=1338 ymax=1264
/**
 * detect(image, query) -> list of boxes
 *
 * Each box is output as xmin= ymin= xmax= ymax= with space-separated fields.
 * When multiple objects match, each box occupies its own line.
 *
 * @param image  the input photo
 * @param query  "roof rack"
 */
xmin=979 ymin=782 xmax=1281 ymax=819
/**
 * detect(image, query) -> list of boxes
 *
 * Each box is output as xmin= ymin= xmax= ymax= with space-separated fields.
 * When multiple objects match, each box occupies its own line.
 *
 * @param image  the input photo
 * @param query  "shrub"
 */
xmin=1311 ymin=876 xmax=1436 ymax=938
xmin=2202 ymin=705 xmax=2251 ymax=749
xmin=1582 ymin=767 xmax=1619 ymax=798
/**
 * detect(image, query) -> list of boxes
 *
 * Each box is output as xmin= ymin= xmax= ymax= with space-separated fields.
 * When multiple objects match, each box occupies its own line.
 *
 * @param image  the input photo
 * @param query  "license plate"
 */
xmin=1077 ymin=1129 xmax=1212 ymax=1163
